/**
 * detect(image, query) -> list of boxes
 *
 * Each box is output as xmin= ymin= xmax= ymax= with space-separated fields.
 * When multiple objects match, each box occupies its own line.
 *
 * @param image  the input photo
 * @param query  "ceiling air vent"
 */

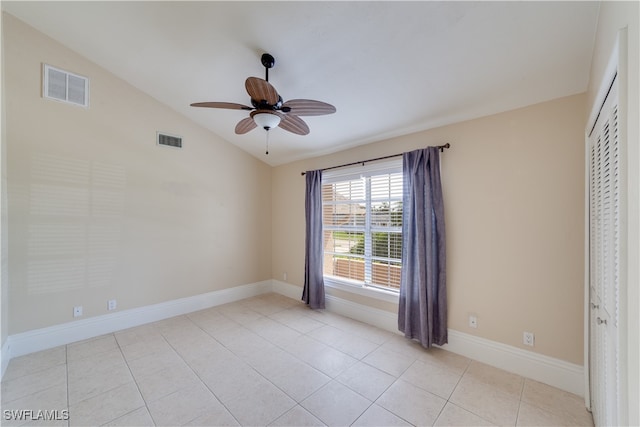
xmin=43 ymin=64 xmax=89 ymax=107
xmin=157 ymin=132 xmax=183 ymax=149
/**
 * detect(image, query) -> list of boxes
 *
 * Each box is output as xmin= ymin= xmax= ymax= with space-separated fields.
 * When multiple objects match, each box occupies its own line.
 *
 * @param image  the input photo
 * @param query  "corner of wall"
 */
xmin=0 ymin=9 xmax=11 ymax=380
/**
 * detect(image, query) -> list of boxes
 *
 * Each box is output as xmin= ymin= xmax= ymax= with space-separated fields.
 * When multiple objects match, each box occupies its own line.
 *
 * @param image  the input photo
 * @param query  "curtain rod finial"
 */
xmin=439 ymin=143 xmax=451 ymax=152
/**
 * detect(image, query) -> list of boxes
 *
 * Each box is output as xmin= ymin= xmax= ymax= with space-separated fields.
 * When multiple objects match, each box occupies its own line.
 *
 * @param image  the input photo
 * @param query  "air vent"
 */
xmin=157 ymin=132 xmax=183 ymax=149
xmin=43 ymin=64 xmax=89 ymax=107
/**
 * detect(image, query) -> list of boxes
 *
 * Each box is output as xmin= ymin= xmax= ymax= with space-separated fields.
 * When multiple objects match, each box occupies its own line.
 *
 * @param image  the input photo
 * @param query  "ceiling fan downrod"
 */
xmin=261 ymin=53 xmax=275 ymax=82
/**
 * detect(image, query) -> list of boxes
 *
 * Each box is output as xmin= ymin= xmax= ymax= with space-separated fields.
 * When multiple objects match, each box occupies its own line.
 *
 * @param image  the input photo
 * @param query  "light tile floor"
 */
xmin=1 ymin=293 xmax=594 ymax=426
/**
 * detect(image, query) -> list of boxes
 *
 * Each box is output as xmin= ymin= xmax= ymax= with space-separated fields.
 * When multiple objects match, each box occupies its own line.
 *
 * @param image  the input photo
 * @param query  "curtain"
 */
xmin=398 ymin=147 xmax=447 ymax=347
xmin=302 ymin=169 xmax=325 ymax=309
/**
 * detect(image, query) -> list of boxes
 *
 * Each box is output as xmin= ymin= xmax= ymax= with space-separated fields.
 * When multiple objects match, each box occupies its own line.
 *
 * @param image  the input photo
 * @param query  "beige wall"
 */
xmin=3 ymin=14 xmax=272 ymax=334
xmin=273 ymin=94 xmax=587 ymax=365
xmin=586 ymin=2 xmax=639 ymax=425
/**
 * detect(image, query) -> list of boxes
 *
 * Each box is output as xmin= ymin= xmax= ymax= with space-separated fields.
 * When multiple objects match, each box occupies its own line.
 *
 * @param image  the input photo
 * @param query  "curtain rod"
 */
xmin=300 ymin=143 xmax=450 ymax=176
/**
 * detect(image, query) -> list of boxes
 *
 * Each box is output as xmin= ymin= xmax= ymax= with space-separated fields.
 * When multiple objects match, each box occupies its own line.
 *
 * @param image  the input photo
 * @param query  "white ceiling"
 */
xmin=2 ymin=1 xmax=600 ymax=166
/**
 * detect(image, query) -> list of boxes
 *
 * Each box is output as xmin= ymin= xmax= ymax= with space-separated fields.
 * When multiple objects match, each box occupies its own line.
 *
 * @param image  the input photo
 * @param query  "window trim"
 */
xmin=324 ymin=275 xmax=400 ymax=303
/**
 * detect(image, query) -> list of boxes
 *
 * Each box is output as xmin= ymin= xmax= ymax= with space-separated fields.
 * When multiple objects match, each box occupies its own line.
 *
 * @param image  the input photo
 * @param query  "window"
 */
xmin=322 ymin=159 xmax=403 ymax=292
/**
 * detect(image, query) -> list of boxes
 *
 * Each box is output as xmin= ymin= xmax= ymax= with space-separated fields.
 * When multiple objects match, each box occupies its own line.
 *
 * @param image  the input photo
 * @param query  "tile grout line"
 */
xmin=191 ymin=302 xmax=385 ymax=425
xmin=157 ymin=316 xmax=246 ymax=426
xmin=164 ymin=313 xmax=251 ymax=426
xmin=66 ymin=335 xmax=142 ymax=418
xmin=430 ymin=356 xmax=470 ymax=426
xmin=189 ymin=308 xmax=322 ymax=424
xmin=113 ymin=331 xmax=160 ymax=426
xmin=241 ymin=300 xmax=360 ymax=423
xmin=0 ymin=350 xmax=75 ymax=426
xmin=137 ymin=319 xmax=254 ymax=426
xmin=437 ymin=355 xmax=500 ymax=426
xmin=514 ymin=377 xmax=527 ymax=427
xmin=285 ymin=307 xmax=442 ymax=426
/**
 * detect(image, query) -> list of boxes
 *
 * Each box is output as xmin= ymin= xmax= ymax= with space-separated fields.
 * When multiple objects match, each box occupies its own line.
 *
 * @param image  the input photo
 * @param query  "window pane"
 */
xmin=371 ymin=172 xmax=403 ymax=200
xmin=390 ymin=201 xmax=403 ymax=226
xmin=324 ymin=230 xmax=364 ymax=255
xmin=323 ymin=180 xmax=364 ymax=202
xmin=371 ymin=202 xmax=391 ymax=227
xmin=371 ymin=232 xmax=402 ymax=260
xmin=322 ymin=203 xmax=365 ymax=227
xmin=330 ymin=256 xmax=365 ymax=282
xmin=371 ymin=203 xmax=402 ymax=230
xmin=371 ymin=261 xmax=402 ymax=290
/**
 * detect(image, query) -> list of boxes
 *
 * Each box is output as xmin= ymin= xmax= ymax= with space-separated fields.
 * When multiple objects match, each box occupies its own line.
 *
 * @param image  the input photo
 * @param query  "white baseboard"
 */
xmin=443 ymin=330 xmax=585 ymax=397
xmin=272 ymin=280 xmax=303 ymax=301
xmin=3 ymin=279 xmax=585 ymax=398
xmin=326 ymin=293 xmax=399 ymax=333
xmin=5 ymin=280 xmax=272 ymax=364
xmin=270 ymin=280 xmax=585 ymax=397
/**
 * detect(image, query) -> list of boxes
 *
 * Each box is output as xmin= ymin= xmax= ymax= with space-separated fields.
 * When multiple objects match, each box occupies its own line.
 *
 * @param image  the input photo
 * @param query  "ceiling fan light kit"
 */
xmin=252 ymin=111 xmax=281 ymax=130
xmin=191 ymin=52 xmax=336 ymax=154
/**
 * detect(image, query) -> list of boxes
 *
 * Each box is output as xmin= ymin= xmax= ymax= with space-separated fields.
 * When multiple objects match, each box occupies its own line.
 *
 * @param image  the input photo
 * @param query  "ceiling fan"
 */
xmin=191 ymin=53 xmax=336 ymax=137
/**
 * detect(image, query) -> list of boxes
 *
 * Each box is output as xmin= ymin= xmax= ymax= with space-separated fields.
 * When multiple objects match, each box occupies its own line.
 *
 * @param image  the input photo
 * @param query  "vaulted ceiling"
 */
xmin=2 ymin=1 xmax=600 ymax=166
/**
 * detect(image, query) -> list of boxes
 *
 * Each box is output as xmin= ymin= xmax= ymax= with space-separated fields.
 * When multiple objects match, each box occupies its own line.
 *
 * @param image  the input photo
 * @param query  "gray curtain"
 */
xmin=302 ymin=169 xmax=325 ymax=309
xmin=398 ymin=147 xmax=447 ymax=347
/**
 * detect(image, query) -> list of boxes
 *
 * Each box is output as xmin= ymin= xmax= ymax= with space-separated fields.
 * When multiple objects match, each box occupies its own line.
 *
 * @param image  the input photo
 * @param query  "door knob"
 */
xmin=597 ymin=317 xmax=607 ymax=325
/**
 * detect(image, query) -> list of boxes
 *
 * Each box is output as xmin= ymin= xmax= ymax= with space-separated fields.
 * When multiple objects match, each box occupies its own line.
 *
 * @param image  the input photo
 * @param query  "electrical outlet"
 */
xmin=469 ymin=315 xmax=478 ymax=328
xmin=283 ymin=272 xmax=288 ymax=282
xmin=73 ymin=306 xmax=83 ymax=317
xmin=523 ymin=331 xmax=535 ymax=346
xmin=108 ymin=299 xmax=117 ymax=311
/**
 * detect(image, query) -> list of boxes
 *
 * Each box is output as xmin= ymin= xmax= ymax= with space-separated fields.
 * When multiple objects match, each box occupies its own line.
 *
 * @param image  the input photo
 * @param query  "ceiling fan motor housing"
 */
xmin=251 ymin=95 xmax=283 ymax=110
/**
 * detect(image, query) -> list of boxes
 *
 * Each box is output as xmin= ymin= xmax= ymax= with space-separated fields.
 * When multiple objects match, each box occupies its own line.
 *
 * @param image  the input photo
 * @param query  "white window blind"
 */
xmin=322 ymin=159 xmax=403 ymax=292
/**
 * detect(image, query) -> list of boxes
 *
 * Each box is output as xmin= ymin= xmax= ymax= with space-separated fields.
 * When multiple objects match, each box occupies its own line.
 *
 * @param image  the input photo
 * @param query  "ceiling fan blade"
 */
xmin=190 ymin=102 xmax=253 ymax=110
xmin=235 ymin=117 xmax=257 ymax=134
xmin=281 ymin=99 xmax=336 ymax=116
xmin=279 ymin=114 xmax=310 ymax=135
xmin=245 ymin=77 xmax=279 ymax=105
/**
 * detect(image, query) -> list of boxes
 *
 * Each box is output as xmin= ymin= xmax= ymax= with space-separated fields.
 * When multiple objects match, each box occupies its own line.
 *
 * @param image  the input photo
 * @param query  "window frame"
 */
xmin=321 ymin=159 xmax=403 ymax=301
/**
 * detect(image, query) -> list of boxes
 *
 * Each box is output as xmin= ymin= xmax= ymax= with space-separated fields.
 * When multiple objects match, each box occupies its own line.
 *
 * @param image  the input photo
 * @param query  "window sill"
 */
xmin=323 ymin=276 xmax=400 ymax=304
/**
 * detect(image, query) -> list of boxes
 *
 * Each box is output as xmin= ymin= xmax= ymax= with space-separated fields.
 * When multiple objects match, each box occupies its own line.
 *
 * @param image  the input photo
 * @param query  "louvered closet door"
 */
xmin=588 ymin=75 xmax=620 ymax=427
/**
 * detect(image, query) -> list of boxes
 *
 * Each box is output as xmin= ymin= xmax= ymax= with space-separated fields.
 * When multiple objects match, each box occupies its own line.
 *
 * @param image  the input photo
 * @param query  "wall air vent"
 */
xmin=43 ymin=64 xmax=89 ymax=107
xmin=157 ymin=132 xmax=183 ymax=149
